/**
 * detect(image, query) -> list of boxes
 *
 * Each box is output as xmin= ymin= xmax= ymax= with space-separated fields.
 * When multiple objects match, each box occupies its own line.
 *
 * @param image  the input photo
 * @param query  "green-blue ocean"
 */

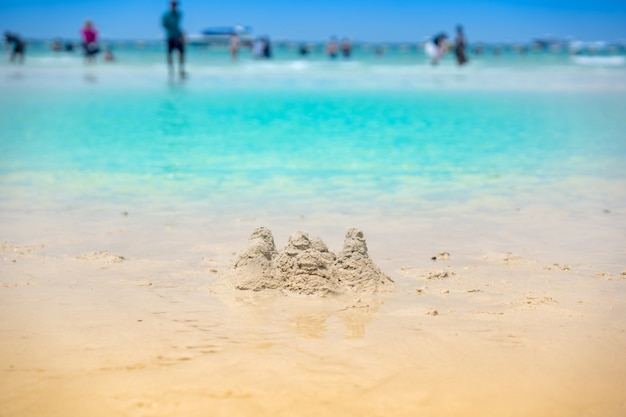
xmin=1 ymin=44 xmax=625 ymax=235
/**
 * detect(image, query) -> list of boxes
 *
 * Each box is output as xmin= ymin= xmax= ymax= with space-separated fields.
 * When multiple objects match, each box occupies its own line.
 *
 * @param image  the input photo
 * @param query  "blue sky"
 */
xmin=1 ymin=0 xmax=625 ymax=42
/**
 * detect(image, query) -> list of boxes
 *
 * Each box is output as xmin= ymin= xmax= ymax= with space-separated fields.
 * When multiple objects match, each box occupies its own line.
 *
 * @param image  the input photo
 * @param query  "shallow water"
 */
xmin=1 ymin=48 xmax=626 ymax=221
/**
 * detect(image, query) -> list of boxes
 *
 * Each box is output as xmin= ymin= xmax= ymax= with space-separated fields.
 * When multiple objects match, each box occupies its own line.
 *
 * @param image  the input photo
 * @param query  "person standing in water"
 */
xmin=229 ymin=33 xmax=240 ymax=61
xmin=80 ymin=20 xmax=100 ymax=64
xmin=326 ymin=37 xmax=338 ymax=59
xmin=425 ymin=32 xmax=447 ymax=65
xmin=4 ymin=31 xmax=25 ymax=63
xmin=103 ymin=45 xmax=115 ymax=62
xmin=162 ymin=1 xmax=186 ymax=78
xmin=341 ymin=38 xmax=352 ymax=58
xmin=454 ymin=25 xmax=468 ymax=66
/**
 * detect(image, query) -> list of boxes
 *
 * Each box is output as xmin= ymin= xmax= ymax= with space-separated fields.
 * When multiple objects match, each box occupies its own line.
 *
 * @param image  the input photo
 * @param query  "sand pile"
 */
xmin=229 ymin=227 xmax=393 ymax=295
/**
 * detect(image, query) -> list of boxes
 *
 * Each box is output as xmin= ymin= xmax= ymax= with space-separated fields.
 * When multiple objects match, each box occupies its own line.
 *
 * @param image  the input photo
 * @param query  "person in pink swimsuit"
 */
xmin=81 ymin=20 xmax=100 ymax=63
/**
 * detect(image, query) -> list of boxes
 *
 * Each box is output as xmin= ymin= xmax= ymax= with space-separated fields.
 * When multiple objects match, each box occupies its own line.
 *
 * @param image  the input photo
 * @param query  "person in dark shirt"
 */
xmin=341 ymin=38 xmax=352 ymax=58
xmin=162 ymin=1 xmax=186 ymax=78
xmin=4 ymin=32 xmax=25 ymax=63
xmin=454 ymin=25 xmax=469 ymax=66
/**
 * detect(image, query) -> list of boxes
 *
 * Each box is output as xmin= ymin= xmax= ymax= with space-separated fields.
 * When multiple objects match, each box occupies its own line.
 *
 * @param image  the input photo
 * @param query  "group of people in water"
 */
xmin=325 ymin=37 xmax=353 ymax=59
xmin=4 ymin=0 xmax=469 ymax=77
xmin=4 ymin=20 xmax=114 ymax=64
xmin=425 ymin=25 xmax=468 ymax=66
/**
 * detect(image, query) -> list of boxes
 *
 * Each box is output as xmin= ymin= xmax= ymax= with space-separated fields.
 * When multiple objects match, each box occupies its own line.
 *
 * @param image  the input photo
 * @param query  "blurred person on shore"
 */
xmin=252 ymin=38 xmax=263 ymax=58
xmin=425 ymin=32 xmax=447 ymax=65
xmin=326 ymin=37 xmax=338 ymax=59
xmin=162 ymin=0 xmax=186 ymax=79
xmin=262 ymin=36 xmax=272 ymax=59
xmin=251 ymin=37 xmax=272 ymax=59
xmin=298 ymin=43 xmax=310 ymax=56
xmin=104 ymin=45 xmax=115 ymax=62
xmin=230 ymin=33 xmax=240 ymax=61
xmin=4 ymin=31 xmax=25 ymax=63
xmin=341 ymin=38 xmax=352 ymax=58
xmin=81 ymin=20 xmax=100 ymax=63
xmin=52 ymin=39 xmax=62 ymax=51
xmin=454 ymin=25 xmax=468 ymax=65
xmin=472 ymin=43 xmax=484 ymax=55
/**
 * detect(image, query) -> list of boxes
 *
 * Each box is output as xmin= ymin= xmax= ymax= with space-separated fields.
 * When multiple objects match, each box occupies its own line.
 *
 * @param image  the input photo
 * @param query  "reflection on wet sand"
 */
xmin=216 ymin=287 xmax=388 ymax=341
xmin=289 ymin=313 xmax=328 ymax=339
xmin=336 ymin=299 xmax=382 ymax=339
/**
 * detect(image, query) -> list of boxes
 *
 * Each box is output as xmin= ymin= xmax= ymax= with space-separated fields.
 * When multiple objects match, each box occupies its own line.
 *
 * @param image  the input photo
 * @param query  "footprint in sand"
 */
xmin=76 ymin=250 xmax=126 ymax=264
xmin=431 ymin=251 xmax=450 ymax=261
xmin=594 ymin=271 xmax=613 ymax=280
xmin=425 ymin=270 xmax=456 ymax=280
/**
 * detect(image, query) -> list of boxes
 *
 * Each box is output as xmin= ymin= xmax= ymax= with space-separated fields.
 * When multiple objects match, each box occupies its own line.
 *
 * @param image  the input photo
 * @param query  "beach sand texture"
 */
xmin=1 ymin=49 xmax=626 ymax=416
xmin=1 ymin=209 xmax=625 ymax=417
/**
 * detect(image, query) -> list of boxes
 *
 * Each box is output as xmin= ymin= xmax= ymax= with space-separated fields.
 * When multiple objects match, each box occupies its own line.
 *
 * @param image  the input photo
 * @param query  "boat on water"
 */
xmin=202 ymin=25 xmax=252 ymax=36
xmin=188 ymin=25 xmax=253 ymax=46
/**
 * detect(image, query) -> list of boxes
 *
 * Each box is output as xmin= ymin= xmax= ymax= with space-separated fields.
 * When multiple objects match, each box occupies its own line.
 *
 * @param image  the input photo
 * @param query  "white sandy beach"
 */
xmin=1 ymin=191 xmax=625 ymax=417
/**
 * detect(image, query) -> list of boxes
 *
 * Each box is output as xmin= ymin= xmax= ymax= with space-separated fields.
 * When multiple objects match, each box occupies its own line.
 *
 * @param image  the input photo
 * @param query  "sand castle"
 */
xmin=230 ymin=227 xmax=393 ymax=295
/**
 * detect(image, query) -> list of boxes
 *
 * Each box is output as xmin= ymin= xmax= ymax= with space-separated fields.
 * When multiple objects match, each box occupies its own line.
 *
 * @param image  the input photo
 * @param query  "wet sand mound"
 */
xmin=229 ymin=227 xmax=393 ymax=295
xmin=230 ymin=227 xmax=278 ymax=290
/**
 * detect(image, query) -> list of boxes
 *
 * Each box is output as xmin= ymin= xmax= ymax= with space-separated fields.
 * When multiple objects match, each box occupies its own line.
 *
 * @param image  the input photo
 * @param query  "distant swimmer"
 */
xmin=80 ymin=20 xmax=100 ymax=63
xmin=103 ymin=45 xmax=115 ymax=62
xmin=326 ymin=37 xmax=338 ymax=59
xmin=252 ymin=37 xmax=264 ymax=59
xmin=52 ymin=39 xmax=62 ymax=52
xmin=298 ymin=43 xmax=310 ymax=56
xmin=341 ymin=38 xmax=352 ymax=58
xmin=263 ymin=36 xmax=272 ymax=59
xmin=454 ymin=25 xmax=468 ymax=65
xmin=229 ymin=33 xmax=240 ymax=61
xmin=162 ymin=0 xmax=187 ymax=79
xmin=425 ymin=32 xmax=447 ymax=65
xmin=4 ymin=31 xmax=25 ymax=63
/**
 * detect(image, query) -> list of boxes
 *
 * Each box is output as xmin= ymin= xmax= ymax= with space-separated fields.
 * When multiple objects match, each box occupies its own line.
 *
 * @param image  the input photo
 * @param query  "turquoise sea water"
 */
xmin=1 ymin=47 xmax=626 ymax=223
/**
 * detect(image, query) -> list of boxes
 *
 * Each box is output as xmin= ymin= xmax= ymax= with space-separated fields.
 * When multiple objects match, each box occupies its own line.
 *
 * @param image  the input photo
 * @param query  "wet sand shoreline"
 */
xmin=1 ymin=200 xmax=625 ymax=416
